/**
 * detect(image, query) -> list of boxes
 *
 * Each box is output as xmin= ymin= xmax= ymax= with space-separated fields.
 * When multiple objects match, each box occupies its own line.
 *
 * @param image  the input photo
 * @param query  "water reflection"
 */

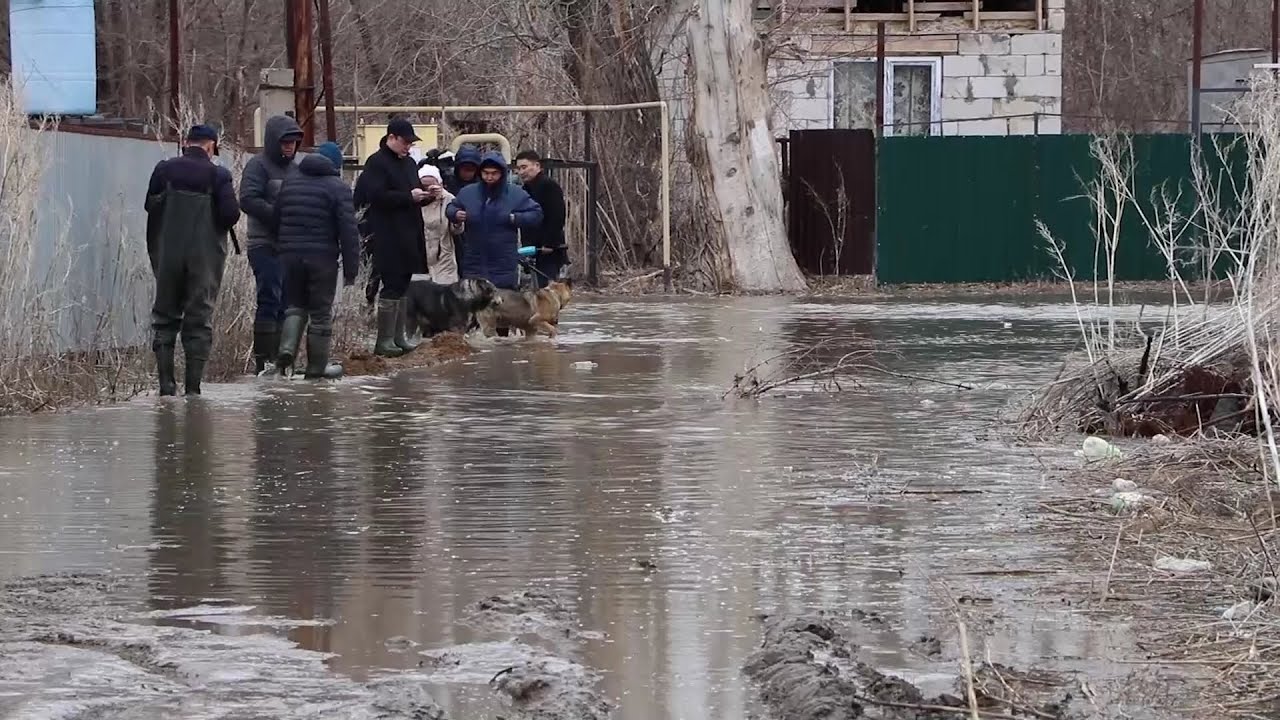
xmin=0 ymin=297 xmax=1132 ymax=718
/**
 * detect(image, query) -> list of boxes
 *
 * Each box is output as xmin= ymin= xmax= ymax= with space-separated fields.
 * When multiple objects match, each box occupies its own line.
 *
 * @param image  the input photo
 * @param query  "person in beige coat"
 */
xmin=417 ymin=163 xmax=462 ymax=284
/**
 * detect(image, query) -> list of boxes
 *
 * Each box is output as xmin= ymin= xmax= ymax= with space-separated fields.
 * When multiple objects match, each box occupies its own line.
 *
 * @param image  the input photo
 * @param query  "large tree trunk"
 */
xmin=681 ymin=0 xmax=806 ymax=292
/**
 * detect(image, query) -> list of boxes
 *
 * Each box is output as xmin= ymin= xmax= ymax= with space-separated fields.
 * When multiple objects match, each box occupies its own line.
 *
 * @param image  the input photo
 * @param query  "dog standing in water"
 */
xmin=403 ymin=276 xmax=500 ymax=337
xmin=476 ymin=280 xmax=573 ymax=339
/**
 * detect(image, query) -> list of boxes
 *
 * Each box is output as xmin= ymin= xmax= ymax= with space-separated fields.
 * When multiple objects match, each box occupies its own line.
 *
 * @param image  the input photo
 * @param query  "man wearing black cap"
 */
xmin=144 ymin=124 xmax=242 ymax=396
xmin=353 ymin=118 xmax=429 ymax=357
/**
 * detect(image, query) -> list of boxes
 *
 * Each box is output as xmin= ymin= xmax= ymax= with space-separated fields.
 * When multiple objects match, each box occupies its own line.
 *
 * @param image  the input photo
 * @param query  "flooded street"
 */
xmin=0 ymin=297 xmax=1166 ymax=718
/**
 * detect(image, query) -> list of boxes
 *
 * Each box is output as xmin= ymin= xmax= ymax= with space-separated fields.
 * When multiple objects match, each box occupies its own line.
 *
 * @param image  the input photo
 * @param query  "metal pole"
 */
xmin=168 ymin=0 xmax=180 ymax=126
xmin=660 ymin=101 xmax=671 ymax=292
xmin=1191 ymin=0 xmax=1204 ymax=135
xmin=583 ymin=114 xmax=599 ymax=287
xmin=288 ymin=0 xmax=316 ymax=145
xmin=1272 ymin=0 xmax=1278 ymax=67
xmin=875 ymin=22 xmax=886 ymax=135
xmin=316 ymin=0 xmax=338 ymax=142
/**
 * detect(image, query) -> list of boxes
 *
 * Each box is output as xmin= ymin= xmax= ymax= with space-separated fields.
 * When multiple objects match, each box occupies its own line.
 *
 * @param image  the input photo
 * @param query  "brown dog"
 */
xmin=477 ymin=280 xmax=573 ymax=339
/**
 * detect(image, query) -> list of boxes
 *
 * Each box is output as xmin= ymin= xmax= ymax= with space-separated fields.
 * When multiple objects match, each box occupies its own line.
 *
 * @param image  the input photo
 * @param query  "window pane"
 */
xmin=892 ymin=64 xmax=933 ymax=136
xmin=832 ymin=62 xmax=876 ymax=131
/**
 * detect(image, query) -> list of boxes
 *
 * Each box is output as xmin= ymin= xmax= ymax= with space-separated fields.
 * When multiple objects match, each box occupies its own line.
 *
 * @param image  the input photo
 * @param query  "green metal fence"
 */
xmin=875 ymin=134 xmax=1247 ymax=285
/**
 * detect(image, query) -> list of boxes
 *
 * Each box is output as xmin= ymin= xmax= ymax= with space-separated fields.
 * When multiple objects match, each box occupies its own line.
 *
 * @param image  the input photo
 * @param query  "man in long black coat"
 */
xmin=353 ymin=118 xmax=429 ymax=357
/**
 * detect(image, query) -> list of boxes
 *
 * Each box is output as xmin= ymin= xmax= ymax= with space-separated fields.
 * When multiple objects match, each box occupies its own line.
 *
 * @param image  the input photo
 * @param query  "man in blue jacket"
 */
xmin=272 ymin=142 xmax=359 ymax=379
xmin=446 ymin=152 xmax=544 ymax=291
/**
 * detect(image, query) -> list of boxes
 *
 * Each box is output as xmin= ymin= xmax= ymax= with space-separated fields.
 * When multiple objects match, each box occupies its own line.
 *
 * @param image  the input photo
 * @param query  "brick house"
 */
xmin=759 ymin=0 xmax=1066 ymax=136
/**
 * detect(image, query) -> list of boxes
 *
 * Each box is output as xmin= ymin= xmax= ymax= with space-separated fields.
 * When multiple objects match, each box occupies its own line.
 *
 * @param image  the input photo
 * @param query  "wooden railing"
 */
xmin=755 ymin=0 xmax=1044 ymax=33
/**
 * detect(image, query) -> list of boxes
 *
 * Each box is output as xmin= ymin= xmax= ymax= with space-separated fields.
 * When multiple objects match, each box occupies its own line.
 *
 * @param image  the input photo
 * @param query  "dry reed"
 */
xmin=0 ymin=81 xmax=152 ymax=413
xmin=1024 ymin=75 xmax=1280 ymax=716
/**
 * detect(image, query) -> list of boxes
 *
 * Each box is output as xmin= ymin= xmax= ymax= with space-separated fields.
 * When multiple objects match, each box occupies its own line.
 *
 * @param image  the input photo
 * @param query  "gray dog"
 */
xmin=403 ymin=276 xmax=500 ymax=337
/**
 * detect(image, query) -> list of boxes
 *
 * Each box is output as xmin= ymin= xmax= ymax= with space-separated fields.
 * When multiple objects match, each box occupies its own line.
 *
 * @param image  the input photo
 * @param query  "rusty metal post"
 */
xmin=1191 ymin=0 xmax=1203 ymax=135
xmin=875 ymin=22 xmax=886 ymax=135
xmin=287 ymin=0 xmax=316 ymax=145
xmin=317 ymin=0 xmax=338 ymax=142
xmin=168 ymin=0 xmax=181 ymax=127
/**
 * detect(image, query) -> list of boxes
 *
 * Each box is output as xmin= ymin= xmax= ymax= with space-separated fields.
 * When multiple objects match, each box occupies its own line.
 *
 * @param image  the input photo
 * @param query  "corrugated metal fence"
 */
xmin=875 ymin=134 xmax=1247 ymax=284
xmin=24 ymin=129 xmax=248 ymax=352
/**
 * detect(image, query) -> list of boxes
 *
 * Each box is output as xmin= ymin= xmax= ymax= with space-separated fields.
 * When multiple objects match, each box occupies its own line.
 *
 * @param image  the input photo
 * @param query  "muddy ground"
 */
xmin=340 ymin=332 xmax=474 ymax=377
xmin=0 ymin=576 xmax=613 ymax=720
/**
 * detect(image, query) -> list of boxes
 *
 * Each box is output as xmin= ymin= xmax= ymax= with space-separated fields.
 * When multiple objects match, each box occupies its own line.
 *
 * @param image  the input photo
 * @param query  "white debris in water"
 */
xmin=1110 ymin=491 xmax=1152 ymax=514
xmin=1081 ymin=436 xmax=1123 ymax=461
xmin=920 ymin=399 xmax=936 ymax=407
xmin=1154 ymin=556 xmax=1211 ymax=574
xmin=1222 ymin=600 xmax=1255 ymax=621
xmin=1002 ymin=322 xmax=1013 ymax=329
xmin=1112 ymin=478 xmax=1138 ymax=492
xmin=139 ymin=604 xmax=258 ymax=619
xmin=571 ymin=361 xmax=598 ymax=370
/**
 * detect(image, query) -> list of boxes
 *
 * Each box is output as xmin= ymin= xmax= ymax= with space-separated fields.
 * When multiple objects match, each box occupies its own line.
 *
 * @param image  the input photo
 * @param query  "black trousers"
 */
xmin=282 ymin=253 xmax=339 ymax=335
xmin=371 ymin=236 xmax=420 ymax=301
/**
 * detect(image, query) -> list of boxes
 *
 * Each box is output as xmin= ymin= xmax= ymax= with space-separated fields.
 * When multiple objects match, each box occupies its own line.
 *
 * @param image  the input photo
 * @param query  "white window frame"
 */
xmin=828 ymin=57 xmax=943 ymax=136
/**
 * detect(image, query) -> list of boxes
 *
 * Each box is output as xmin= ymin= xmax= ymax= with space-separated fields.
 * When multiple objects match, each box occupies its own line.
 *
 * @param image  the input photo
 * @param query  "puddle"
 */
xmin=0 ymin=296 xmax=1172 ymax=717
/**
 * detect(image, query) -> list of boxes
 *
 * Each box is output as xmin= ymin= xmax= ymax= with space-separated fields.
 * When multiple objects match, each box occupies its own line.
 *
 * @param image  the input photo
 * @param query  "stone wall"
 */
xmin=940 ymin=29 xmax=1063 ymax=136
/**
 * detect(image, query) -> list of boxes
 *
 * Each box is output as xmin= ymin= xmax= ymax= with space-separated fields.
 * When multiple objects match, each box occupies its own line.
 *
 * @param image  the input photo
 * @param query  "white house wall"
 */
xmin=766 ymin=0 xmax=1066 ymax=137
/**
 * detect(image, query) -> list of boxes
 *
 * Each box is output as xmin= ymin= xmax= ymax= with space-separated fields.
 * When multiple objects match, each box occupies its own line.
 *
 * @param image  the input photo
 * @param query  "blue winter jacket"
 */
xmin=273 ymin=154 xmax=361 ymax=283
xmin=445 ymin=152 xmax=544 ymax=289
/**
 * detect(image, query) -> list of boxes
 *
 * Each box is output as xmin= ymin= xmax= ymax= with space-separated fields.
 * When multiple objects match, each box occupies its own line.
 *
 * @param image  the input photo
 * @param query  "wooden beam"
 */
xmin=964 ymin=10 xmax=1035 ymax=20
xmin=812 ymin=33 xmax=959 ymax=54
xmin=915 ymin=1 xmax=970 ymax=9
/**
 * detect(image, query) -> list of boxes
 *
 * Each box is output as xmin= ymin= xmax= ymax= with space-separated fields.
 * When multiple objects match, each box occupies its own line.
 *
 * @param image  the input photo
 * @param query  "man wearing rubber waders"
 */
xmin=144 ymin=124 xmax=242 ymax=396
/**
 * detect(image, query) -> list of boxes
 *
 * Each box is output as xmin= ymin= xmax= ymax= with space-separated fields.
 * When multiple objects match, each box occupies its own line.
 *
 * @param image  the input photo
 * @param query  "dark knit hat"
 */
xmin=315 ymin=141 xmax=344 ymax=170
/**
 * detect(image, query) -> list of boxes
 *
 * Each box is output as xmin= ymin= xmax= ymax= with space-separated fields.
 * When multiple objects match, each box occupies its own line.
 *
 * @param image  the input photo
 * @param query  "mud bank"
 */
xmin=743 ymin=613 xmax=1074 ymax=720
xmin=0 ymin=574 xmax=447 ymax=720
xmin=418 ymin=590 xmax=612 ymax=720
xmin=340 ymin=332 xmax=474 ymax=377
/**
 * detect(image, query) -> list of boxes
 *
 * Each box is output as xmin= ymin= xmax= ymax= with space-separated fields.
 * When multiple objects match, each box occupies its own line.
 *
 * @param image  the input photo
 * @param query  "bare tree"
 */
xmin=675 ymin=0 xmax=806 ymax=292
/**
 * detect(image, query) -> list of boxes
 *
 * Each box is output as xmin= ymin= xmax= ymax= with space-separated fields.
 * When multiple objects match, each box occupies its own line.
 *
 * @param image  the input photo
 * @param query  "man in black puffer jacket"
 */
xmin=273 ymin=141 xmax=360 ymax=379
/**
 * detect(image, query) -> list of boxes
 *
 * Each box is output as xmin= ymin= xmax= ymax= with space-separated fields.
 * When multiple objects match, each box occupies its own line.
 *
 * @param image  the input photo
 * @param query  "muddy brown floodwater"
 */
xmin=0 ymin=296 xmax=1193 ymax=719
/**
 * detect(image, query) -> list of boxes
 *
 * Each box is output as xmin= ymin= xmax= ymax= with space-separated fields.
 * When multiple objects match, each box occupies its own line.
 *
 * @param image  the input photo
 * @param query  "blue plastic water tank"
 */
xmin=9 ymin=0 xmax=97 ymax=115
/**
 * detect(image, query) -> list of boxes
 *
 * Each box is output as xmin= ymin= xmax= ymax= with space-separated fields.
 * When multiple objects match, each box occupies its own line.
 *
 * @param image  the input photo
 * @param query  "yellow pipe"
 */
xmin=257 ymin=102 xmax=673 ymax=289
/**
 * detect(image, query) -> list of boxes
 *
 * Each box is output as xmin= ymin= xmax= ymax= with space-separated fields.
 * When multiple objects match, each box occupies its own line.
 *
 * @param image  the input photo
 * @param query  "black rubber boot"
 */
xmin=252 ymin=324 xmax=279 ymax=375
xmin=303 ymin=334 xmax=344 ymax=379
xmin=184 ymin=358 xmax=206 ymax=396
xmin=394 ymin=298 xmax=420 ymax=353
xmin=277 ymin=311 xmax=307 ymax=375
xmin=375 ymin=299 xmax=404 ymax=358
xmin=155 ymin=345 xmax=177 ymax=397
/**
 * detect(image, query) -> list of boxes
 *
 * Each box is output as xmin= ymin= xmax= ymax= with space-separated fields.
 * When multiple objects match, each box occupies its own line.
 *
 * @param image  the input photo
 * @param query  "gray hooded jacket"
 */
xmin=240 ymin=115 xmax=305 ymax=249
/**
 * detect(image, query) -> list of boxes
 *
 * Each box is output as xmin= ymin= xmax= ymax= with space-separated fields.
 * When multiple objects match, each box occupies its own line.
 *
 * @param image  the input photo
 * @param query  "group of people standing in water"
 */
xmin=143 ymin=117 xmax=568 ymax=395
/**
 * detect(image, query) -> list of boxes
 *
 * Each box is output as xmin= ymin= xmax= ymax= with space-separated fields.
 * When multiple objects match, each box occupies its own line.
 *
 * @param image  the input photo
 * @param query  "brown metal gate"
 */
xmin=786 ymin=129 xmax=876 ymax=276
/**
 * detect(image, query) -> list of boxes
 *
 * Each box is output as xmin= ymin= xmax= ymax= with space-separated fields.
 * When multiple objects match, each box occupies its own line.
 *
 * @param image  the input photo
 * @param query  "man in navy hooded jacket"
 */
xmin=446 ymin=152 xmax=543 ymax=290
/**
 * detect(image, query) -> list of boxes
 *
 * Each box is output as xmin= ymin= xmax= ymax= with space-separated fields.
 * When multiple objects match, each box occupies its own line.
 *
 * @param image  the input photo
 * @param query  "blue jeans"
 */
xmin=247 ymin=245 xmax=285 ymax=329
